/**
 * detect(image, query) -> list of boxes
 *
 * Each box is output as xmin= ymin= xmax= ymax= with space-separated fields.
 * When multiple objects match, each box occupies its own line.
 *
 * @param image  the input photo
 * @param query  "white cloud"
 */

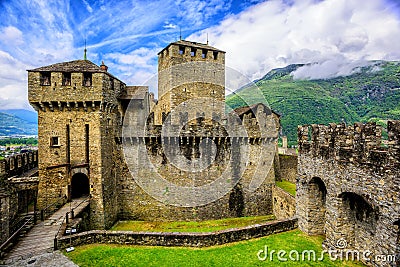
xmin=190 ymin=0 xmax=400 ymax=80
xmin=163 ymin=23 xmax=177 ymax=29
xmin=82 ymin=0 xmax=93 ymax=13
xmin=0 ymin=26 xmax=24 ymax=46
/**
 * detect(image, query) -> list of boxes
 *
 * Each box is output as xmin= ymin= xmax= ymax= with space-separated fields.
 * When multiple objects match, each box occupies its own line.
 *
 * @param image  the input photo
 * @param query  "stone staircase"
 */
xmin=1 ymin=197 xmax=89 ymax=265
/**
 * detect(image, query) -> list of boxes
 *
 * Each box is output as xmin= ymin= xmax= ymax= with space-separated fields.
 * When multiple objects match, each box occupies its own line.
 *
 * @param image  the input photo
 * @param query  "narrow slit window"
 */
xmin=191 ymin=47 xmax=196 ymax=57
xmin=40 ymin=72 xmax=51 ymax=86
xmin=202 ymin=49 xmax=207 ymax=59
xmin=83 ymin=72 xmax=92 ymax=86
xmin=110 ymin=78 xmax=114 ymax=90
xmin=213 ymin=51 xmax=218 ymax=60
xmin=179 ymin=46 xmax=185 ymax=55
xmin=62 ymin=72 xmax=71 ymax=86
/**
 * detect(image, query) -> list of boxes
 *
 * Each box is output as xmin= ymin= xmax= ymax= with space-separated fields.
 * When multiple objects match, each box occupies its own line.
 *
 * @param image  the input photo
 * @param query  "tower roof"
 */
xmin=158 ymin=40 xmax=225 ymax=55
xmin=28 ymin=60 xmax=105 ymax=73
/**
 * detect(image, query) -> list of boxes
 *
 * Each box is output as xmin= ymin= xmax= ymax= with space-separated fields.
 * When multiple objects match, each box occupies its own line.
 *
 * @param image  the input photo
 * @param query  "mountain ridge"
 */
xmin=226 ymin=60 xmax=400 ymax=145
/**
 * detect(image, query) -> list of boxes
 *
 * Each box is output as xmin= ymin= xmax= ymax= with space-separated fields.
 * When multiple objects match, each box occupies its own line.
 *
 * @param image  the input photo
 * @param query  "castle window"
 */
xmin=40 ymin=72 xmax=51 ymax=86
xmin=179 ymin=46 xmax=184 ymax=55
xmin=213 ymin=51 xmax=218 ymax=60
xmin=50 ymin=136 xmax=60 ymax=147
xmin=83 ymin=72 xmax=92 ymax=86
xmin=110 ymin=78 xmax=114 ymax=90
xmin=62 ymin=72 xmax=71 ymax=86
xmin=202 ymin=49 xmax=207 ymax=59
xmin=191 ymin=47 xmax=196 ymax=57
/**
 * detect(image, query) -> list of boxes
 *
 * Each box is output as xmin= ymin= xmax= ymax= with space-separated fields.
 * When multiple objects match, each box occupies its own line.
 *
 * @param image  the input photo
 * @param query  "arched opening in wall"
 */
xmin=307 ymin=177 xmax=327 ymax=235
xmin=338 ymin=192 xmax=377 ymax=250
xmin=71 ymin=173 xmax=89 ymax=199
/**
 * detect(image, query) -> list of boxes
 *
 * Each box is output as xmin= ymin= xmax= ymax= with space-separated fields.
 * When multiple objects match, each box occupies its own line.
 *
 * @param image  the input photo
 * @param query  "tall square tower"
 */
xmin=155 ymin=40 xmax=226 ymax=125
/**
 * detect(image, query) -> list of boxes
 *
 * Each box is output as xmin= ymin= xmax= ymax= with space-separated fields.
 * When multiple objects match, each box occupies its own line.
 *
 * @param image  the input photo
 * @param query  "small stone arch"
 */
xmin=337 ymin=192 xmax=378 ymax=250
xmin=71 ymin=173 xmax=90 ymax=199
xmin=306 ymin=177 xmax=327 ymax=235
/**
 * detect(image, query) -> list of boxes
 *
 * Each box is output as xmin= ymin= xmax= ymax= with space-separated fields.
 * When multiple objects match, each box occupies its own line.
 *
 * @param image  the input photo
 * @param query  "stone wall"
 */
xmin=272 ymin=185 xmax=296 ymax=220
xmin=56 ymin=218 xmax=297 ymax=249
xmin=278 ymin=154 xmax=297 ymax=183
xmin=296 ymin=121 xmax=400 ymax=267
xmin=0 ymin=151 xmax=39 ymax=245
xmin=0 ymin=151 xmax=38 ymax=180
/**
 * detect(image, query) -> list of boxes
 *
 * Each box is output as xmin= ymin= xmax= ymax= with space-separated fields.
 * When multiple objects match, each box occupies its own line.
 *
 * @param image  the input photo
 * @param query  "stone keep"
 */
xmin=155 ymin=40 xmax=225 ymax=125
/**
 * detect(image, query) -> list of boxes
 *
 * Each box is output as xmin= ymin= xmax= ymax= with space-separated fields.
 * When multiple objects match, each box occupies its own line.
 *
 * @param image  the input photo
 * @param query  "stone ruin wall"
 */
xmin=296 ymin=121 xmax=400 ymax=267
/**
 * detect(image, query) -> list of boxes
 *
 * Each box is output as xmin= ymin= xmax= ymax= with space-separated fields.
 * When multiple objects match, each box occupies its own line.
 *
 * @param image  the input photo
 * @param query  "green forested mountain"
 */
xmin=226 ymin=61 xmax=400 ymax=145
xmin=0 ymin=111 xmax=37 ymax=136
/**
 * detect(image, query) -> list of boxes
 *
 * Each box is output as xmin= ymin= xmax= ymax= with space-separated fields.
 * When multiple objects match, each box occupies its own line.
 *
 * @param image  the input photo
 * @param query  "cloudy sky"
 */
xmin=1 ymin=0 xmax=400 ymax=110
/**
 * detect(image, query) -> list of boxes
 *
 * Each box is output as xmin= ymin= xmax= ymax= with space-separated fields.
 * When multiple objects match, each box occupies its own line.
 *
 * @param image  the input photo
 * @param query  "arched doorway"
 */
xmin=307 ymin=177 xmax=327 ymax=235
xmin=338 ymin=192 xmax=377 ymax=250
xmin=71 ymin=173 xmax=89 ymax=199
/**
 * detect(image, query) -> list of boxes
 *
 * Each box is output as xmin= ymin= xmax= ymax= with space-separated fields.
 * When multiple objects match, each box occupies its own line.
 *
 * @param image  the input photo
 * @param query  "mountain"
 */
xmin=226 ymin=61 xmax=400 ymax=145
xmin=0 ymin=109 xmax=37 ymax=124
xmin=0 ymin=111 xmax=37 ymax=136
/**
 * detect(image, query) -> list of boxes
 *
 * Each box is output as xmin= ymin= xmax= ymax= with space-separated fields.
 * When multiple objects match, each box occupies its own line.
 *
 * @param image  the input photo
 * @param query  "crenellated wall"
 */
xmin=0 ymin=151 xmax=38 ymax=180
xmin=297 ymin=121 xmax=400 ymax=267
xmin=0 ymin=150 xmax=39 ymax=245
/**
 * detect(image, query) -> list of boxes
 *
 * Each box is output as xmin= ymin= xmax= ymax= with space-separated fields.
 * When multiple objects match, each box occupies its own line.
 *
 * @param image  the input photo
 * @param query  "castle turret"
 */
xmin=155 ymin=40 xmax=226 ymax=125
xmin=28 ymin=60 xmax=124 ymax=228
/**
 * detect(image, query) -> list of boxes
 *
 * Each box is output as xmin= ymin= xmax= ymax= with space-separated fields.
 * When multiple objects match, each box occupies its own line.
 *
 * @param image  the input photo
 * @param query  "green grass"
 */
xmin=276 ymin=180 xmax=296 ymax=196
xmin=111 ymin=215 xmax=276 ymax=232
xmin=65 ymin=229 xmax=366 ymax=267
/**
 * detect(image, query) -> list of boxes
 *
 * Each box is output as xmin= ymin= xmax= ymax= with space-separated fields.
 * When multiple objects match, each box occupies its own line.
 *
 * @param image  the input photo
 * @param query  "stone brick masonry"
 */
xmin=297 ymin=121 xmax=400 ymax=267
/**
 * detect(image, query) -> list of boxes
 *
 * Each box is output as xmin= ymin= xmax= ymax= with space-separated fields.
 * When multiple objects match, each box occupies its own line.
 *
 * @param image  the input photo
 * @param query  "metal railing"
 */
xmin=0 ymin=216 xmax=33 ymax=253
xmin=54 ymin=197 xmax=90 ymax=250
xmin=40 ymin=200 xmax=62 ymax=221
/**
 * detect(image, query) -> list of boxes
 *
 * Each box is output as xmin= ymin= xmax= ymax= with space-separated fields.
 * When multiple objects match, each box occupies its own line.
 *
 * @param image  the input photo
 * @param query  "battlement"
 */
xmin=298 ymin=121 xmax=400 ymax=168
xmin=0 ymin=150 xmax=38 ymax=180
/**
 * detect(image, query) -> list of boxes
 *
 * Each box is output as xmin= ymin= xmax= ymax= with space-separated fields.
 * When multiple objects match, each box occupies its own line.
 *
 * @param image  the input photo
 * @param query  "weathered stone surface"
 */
xmin=297 ymin=122 xmax=400 ymax=267
xmin=0 ymin=151 xmax=38 ymax=245
xmin=278 ymin=154 xmax=298 ymax=183
xmin=272 ymin=185 xmax=296 ymax=220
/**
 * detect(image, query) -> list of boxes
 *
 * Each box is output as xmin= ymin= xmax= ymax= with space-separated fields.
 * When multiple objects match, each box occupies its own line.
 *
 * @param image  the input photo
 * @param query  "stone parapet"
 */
xmin=56 ymin=218 xmax=297 ymax=249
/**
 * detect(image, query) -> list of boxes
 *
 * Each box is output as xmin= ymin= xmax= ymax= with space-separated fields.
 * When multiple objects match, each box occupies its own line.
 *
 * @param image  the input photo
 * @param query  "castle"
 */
xmin=27 ymin=40 xmax=280 ymax=229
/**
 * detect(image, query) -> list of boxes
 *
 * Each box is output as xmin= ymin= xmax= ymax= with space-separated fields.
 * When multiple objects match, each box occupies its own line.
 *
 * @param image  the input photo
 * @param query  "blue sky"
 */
xmin=0 ymin=0 xmax=400 ymax=110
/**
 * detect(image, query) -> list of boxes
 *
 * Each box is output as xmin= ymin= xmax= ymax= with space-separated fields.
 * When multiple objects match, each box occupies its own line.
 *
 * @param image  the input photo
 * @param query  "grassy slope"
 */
xmin=226 ymin=61 xmax=400 ymax=145
xmin=66 ymin=230 xmax=365 ymax=267
xmin=276 ymin=180 xmax=296 ymax=196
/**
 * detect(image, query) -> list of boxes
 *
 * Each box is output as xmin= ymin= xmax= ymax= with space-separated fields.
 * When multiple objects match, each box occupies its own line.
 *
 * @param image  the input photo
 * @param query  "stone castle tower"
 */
xmin=28 ymin=60 xmax=125 ymax=228
xmin=28 ymin=40 xmax=280 ymax=229
xmin=155 ymin=40 xmax=225 ymax=125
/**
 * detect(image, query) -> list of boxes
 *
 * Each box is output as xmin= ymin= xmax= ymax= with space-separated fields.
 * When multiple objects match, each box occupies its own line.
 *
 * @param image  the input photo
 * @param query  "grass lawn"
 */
xmin=276 ymin=180 xmax=296 ymax=196
xmin=65 ymin=229 xmax=365 ymax=267
xmin=111 ymin=215 xmax=276 ymax=232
